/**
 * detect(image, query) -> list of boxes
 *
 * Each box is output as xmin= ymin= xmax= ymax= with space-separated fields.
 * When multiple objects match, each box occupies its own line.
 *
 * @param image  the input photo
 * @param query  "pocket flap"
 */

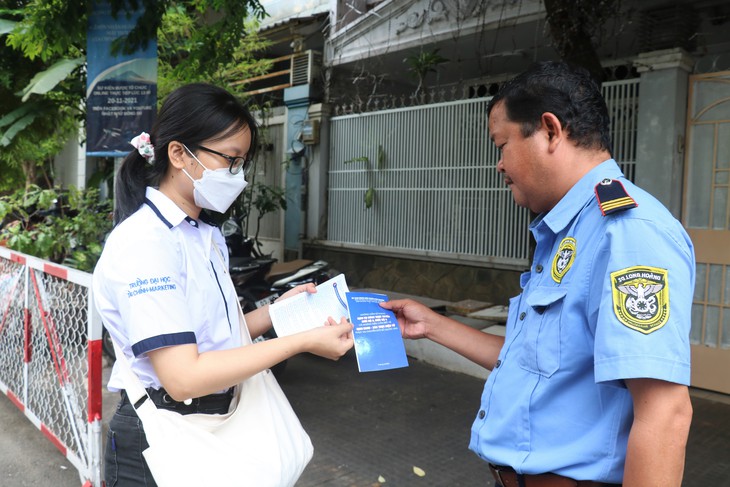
xmin=526 ymin=287 xmax=568 ymax=310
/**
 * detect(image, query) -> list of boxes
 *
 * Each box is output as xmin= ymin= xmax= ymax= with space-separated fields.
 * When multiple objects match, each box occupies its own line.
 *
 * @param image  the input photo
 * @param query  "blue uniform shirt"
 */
xmin=469 ymin=160 xmax=694 ymax=483
xmin=93 ymin=187 xmax=242 ymax=391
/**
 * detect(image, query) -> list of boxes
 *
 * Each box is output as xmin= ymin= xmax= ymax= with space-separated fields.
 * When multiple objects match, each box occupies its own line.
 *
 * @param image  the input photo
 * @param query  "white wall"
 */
xmin=53 ymin=130 xmax=89 ymax=189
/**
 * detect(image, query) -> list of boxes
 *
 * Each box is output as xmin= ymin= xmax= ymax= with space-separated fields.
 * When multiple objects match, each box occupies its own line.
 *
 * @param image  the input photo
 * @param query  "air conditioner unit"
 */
xmin=290 ymin=50 xmax=322 ymax=86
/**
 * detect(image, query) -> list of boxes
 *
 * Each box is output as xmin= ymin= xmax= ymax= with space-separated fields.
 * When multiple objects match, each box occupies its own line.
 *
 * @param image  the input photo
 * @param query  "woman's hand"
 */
xmin=245 ymin=283 xmax=316 ymax=339
xmin=301 ymin=317 xmax=353 ymax=360
xmin=275 ymin=283 xmax=317 ymax=303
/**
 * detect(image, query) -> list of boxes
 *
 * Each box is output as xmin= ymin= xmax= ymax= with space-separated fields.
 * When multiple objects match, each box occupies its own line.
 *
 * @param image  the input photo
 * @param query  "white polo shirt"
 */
xmin=93 ymin=187 xmax=242 ymax=391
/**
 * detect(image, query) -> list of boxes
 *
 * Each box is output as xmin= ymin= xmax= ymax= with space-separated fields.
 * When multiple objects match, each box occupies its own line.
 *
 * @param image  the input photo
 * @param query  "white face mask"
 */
xmin=182 ymin=145 xmax=248 ymax=213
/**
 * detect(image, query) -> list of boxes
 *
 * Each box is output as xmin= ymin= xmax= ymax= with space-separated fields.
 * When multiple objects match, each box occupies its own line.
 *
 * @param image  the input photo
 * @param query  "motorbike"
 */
xmin=235 ymin=258 xmax=331 ymax=311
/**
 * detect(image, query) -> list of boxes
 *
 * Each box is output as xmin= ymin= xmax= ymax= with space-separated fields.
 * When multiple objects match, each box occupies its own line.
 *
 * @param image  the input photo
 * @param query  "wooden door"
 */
xmin=683 ymin=71 xmax=730 ymax=394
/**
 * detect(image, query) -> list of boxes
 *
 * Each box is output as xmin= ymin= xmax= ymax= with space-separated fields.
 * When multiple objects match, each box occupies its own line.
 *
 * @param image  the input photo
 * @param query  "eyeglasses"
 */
xmin=194 ymin=145 xmax=252 ymax=175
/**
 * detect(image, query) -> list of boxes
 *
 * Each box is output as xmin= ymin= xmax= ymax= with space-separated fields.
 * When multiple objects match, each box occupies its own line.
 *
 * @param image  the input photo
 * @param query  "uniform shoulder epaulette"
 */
xmin=594 ymin=178 xmax=638 ymax=216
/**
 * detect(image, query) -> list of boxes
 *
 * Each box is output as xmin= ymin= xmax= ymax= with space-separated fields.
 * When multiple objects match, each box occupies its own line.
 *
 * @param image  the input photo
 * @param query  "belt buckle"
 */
xmin=495 ymin=469 xmax=508 ymax=487
xmin=489 ymin=464 xmax=511 ymax=487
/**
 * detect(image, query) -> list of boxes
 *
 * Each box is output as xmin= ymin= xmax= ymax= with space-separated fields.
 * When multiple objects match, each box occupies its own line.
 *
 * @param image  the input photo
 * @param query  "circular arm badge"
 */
xmin=610 ymin=265 xmax=669 ymax=334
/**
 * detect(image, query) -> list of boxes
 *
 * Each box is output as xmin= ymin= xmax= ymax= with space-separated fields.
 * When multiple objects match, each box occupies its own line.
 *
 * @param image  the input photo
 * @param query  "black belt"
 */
xmin=489 ymin=464 xmax=621 ymax=487
xmin=121 ymin=387 xmax=234 ymax=415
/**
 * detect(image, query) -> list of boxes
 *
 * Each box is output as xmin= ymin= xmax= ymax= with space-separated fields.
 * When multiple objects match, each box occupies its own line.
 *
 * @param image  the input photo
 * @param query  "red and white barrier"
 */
xmin=0 ymin=247 xmax=102 ymax=487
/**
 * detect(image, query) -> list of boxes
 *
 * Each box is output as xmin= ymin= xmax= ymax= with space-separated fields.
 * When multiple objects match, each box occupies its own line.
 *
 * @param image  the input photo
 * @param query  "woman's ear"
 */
xmin=167 ymin=141 xmax=189 ymax=169
xmin=541 ymin=112 xmax=564 ymax=152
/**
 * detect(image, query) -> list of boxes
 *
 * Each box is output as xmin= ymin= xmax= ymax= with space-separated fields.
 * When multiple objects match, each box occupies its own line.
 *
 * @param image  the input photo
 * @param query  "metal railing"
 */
xmin=603 ymin=79 xmax=640 ymax=181
xmin=0 ymin=247 xmax=103 ymax=487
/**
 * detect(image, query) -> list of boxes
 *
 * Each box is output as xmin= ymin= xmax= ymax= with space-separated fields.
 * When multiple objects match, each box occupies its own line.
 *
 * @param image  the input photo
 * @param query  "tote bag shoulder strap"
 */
xmin=109 ymin=337 xmax=152 ymax=408
xmin=210 ymin=240 xmax=254 ymax=346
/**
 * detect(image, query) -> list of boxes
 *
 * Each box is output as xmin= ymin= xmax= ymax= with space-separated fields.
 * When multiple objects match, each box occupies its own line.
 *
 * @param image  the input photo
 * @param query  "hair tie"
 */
xmin=130 ymin=132 xmax=155 ymax=164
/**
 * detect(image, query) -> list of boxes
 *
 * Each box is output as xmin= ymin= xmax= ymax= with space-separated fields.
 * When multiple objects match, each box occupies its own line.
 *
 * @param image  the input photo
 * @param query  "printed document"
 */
xmin=269 ymin=274 xmax=350 ymax=337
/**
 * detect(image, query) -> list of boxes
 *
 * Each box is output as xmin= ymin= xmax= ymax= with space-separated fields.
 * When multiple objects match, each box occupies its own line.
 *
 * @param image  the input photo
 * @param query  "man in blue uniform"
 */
xmin=382 ymin=61 xmax=694 ymax=487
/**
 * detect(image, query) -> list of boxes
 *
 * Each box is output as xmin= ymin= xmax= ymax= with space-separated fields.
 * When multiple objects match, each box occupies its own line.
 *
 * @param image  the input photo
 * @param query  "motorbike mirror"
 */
xmin=221 ymin=218 xmax=242 ymax=237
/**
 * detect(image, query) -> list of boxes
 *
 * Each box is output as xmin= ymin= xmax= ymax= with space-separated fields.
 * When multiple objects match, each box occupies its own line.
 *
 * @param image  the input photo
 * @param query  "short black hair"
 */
xmin=488 ymin=61 xmax=612 ymax=155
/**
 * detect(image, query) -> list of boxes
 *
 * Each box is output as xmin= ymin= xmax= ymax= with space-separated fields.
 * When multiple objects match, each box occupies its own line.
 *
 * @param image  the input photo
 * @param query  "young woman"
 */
xmin=93 ymin=83 xmax=353 ymax=486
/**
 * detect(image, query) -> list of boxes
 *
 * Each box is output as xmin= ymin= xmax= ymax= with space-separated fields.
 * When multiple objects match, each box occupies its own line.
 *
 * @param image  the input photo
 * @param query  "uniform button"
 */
xmin=494 ymin=360 xmax=501 ymax=368
xmin=519 ymin=312 xmax=526 ymax=320
xmin=478 ymin=410 xmax=485 ymax=419
xmin=535 ymin=264 xmax=543 ymax=273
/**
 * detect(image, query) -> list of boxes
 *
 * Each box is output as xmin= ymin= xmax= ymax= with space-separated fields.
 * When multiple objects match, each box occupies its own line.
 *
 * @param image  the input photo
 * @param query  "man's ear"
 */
xmin=168 ymin=141 xmax=188 ymax=169
xmin=541 ymin=112 xmax=563 ymax=152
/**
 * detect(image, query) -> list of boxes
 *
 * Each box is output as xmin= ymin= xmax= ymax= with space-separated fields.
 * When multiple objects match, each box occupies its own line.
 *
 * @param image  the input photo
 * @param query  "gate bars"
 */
xmin=0 ymin=246 xmax=103 ymax=487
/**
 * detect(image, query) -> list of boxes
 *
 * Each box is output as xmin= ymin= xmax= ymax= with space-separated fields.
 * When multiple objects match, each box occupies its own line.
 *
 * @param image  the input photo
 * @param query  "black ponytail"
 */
xmin=113 ymin=148 xmax=166 ymax=224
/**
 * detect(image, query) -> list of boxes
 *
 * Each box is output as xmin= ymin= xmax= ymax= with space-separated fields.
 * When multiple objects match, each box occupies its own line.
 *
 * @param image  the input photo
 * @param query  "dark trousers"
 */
xmin=104 ymin=399 xmax=156 ymax=487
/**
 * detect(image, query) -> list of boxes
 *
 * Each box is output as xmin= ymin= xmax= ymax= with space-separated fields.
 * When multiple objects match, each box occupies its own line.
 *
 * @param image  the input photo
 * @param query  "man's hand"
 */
xmin=381 ymin=298 xmax=504 ymax=370
xmin=379 ymin=298 xmax=438 ymax=339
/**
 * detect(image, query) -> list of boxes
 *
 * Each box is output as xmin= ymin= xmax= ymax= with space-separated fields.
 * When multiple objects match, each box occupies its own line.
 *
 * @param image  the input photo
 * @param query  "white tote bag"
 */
xmin=111 ymin=309 xmax=313 ymax=487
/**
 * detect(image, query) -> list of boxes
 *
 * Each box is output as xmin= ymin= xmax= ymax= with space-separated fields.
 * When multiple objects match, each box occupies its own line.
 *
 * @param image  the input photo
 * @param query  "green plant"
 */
xmin=344 ymin=144 xmax=385 ymax=209
xmin=249 ymin=183 xmax=286 ymax=252
xmin=404 ymin=48 xmax=448 ymax=96
xmin=0 ymin=185 xmax=113 ymax=272
xmin=230 ymin=181 xmax=287 ymax=256
xmin=157 ymin=6 xmax=272 ymax=100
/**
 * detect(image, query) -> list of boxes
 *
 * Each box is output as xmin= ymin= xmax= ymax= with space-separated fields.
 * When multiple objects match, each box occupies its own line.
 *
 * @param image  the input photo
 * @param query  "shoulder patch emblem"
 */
xmin=552 ymin=237 xmax=576 ymax=283
xmin=611 ymin=265 xmax=669 ymax=334
xmin=595 ymin=178 xmax=637 ymax=216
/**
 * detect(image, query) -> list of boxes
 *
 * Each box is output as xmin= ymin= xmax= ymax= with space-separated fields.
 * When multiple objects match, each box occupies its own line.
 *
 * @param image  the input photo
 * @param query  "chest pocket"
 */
xmin=518 ymin=287 xmax=567 ymax=378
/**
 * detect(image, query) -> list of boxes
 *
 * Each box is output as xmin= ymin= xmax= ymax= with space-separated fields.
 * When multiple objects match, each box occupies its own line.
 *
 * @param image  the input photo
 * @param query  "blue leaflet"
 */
xmin=346 ymin=292 xmax=408 ymax=372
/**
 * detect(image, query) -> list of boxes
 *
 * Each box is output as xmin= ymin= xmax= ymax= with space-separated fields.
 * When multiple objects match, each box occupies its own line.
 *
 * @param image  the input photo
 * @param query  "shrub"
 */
xmin=0 ymin=185 xmax=113 ymax=272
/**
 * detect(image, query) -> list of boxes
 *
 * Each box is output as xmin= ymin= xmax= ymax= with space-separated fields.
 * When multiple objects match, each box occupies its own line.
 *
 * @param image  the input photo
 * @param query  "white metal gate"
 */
xmin=328 ymin=97 xmax=529 ymax=267
xmin=0 ymin=247 xmax=103 ymax=487
xmin=326 ymin=79 xmax=640 ymax=266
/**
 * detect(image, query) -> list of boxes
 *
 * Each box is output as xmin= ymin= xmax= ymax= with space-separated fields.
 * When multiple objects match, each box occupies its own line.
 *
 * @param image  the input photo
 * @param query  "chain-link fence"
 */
xmin=0 ymin=247 xmax=102 ymax=487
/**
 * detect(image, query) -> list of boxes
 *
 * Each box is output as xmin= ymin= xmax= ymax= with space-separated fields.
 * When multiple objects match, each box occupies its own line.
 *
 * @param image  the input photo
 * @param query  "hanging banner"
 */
xmin=86 ymin=0 xmax=157 ymax=157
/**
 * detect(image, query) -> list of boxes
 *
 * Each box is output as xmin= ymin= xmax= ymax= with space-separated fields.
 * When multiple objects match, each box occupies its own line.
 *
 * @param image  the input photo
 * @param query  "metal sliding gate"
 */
xmin=0 ymin=247 xmax=102 ymax=487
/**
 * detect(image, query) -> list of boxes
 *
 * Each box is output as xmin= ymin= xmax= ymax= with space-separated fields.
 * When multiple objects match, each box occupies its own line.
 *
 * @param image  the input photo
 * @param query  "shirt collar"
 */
xmin=144 ymin=187 xmax=193 ymax=229
xmin=537 ymin=159 xmax=624 ymax=234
